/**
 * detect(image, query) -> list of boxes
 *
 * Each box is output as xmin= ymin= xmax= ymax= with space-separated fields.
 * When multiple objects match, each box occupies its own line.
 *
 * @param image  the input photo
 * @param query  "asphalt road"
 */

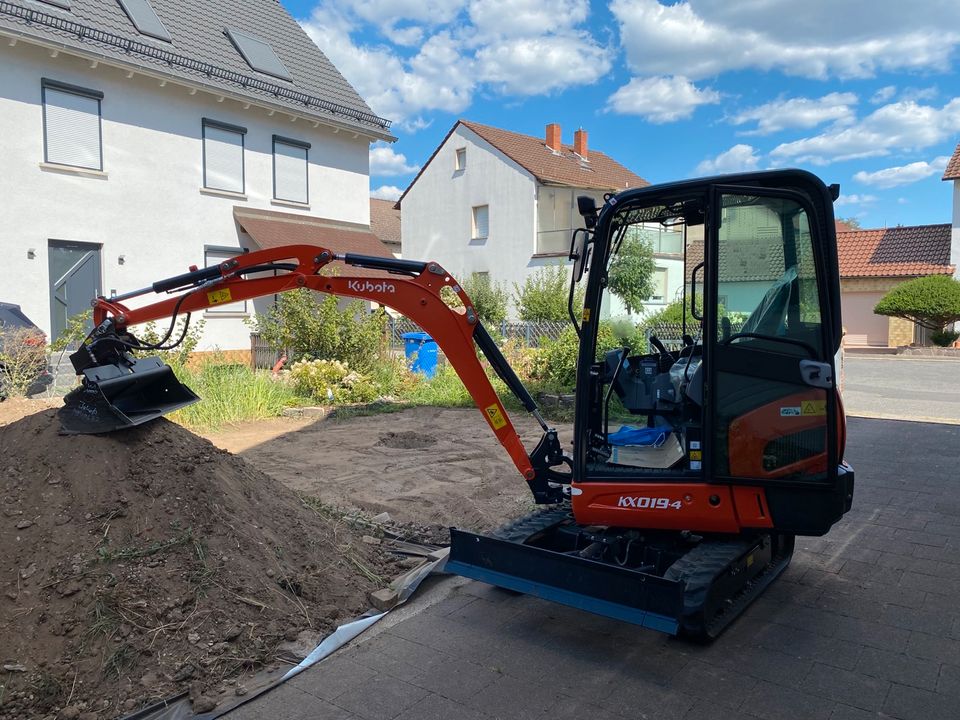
xmin=843 ymin=355 xmax=960 ymax=423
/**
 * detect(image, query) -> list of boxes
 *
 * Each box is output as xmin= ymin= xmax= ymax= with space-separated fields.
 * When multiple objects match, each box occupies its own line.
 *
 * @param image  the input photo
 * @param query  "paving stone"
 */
xmin=893 ymin=529 xmax=950 ymax=548
xmin=755 ymin=623 xmax=863 ymax=669
xmin=347 ymin=634 xmax=450 ymax=682
xmin=409 ymin=655 xmax=500 ymax=702
xmin=900 ymin=572 xmax=960 ymax=598
xmin=828 ymin=703 xmax=884 ymax=720
xmin=595 ymin=674 xmax=695 ymax=720
xmin=548 ymin=696 xmax=631 ymax=720
xmin=682 ymin=699 xmax=756 ymax=720
xmin=741 ymin=680 xmax=834 ymax=720
xmin=227 ymin=685 xmax=354 ymax=720
xmin=880 ymin=604 xmax=955 ymax=636
xmin=393 ymin=692 xmax=490 ymax=720
xmin=462 ymin=673 xmax=566 ymax=720
xmin=287 ymin=658 xmax=378 ymax=702
xmin=331 ymin=673 xmax=429 ymax=720
xmin=800 ymin=663 xmax=890 ymax=711
xmin=936 ymin=663 xmax=960 ymax=698
xmin=838 ymin=559 xmax=903 ymax=584
xmin=832 ymin=616 xmax=910 ymax=654
xmin=668 ymin=659 xmax=755 ymax=709
xmin=913 ymin=542 xmax=960 ymax=566
xmin=854 ymin=647 xmax=940 ymax=691
xmin=883 ymin=682 xmax=958 ymax=720
xmin=711 ymin=645 xmax=814 ymax=690
xmin=906 ymin=631 xmax=960 ymax=665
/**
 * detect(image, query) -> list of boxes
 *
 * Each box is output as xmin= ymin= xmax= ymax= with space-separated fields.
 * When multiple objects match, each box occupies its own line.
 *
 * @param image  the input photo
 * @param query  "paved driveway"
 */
xmin=227 ymin=417 xmax=960 ymax=720
xmin=843 ymin=356 xmax=960 ymax=423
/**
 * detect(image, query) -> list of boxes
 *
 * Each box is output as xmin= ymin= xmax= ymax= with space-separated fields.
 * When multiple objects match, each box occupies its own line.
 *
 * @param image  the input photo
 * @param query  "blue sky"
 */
xmin=284 ymin=0 xmax=960 ymax=229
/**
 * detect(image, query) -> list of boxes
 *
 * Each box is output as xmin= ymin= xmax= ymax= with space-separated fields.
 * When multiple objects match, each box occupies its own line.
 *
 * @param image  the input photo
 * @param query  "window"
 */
xmin=204 ymin=246 xmax=247 ymax=314
xmin=651 ymin=268 xmax=668 ymax=303
xmin=117 ymin=0 xmax=171 ymax=42
xmin=225 ymin=28 xmax=292 ymax=81
xmin=455 ymin=148 xmax=466 ymax=171
xmin=273 ymin=135 xmax=310 ymax=204
xmin=42 ymin=79 xmax=103 ymax=171
xmin=202 ymin=119 xmax=246 ymax=194
xmin=40 ymin=0 xmax=71 ymax=9
xmin=472 ymin=205 xmax=489 ymax=240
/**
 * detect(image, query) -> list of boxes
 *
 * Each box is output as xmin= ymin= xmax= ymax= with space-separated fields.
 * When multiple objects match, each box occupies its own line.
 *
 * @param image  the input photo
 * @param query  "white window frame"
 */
xmin=651 ymin=267 xmax=669 ymax=304
xmin=455 ymin=147 xmax=466 ymax=171
xmin=472 ymin=205 xmax=489 ymax=241
xmin=272 ymin=135 xmax=310 ymax=205
xmin=204 ymin=246 xmax=248 ymax=315
xmin=42 ymin=78 xmax=103 ymax=171
xmin=202 ymin=118 xmax=246 ymax=194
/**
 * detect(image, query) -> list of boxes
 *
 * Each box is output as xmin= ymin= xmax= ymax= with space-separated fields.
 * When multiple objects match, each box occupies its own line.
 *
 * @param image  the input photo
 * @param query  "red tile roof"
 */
xmin=369 ymin=198 xmax=401 ymax=250
xmin=398 ymin=119 xmax=648 ymax=205
xmin=943 ymin=142 xmax=960 ymax=181
xmin=233 ymin=206 xmax=394 ymax=279
xmin=837 ymin=224 xmax=953 ymax=278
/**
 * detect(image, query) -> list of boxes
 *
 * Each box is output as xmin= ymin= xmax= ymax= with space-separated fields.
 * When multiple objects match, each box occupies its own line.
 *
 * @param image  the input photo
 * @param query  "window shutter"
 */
xmin=204 ymin=126 xmax=244 ymax=193
xmin=473 ymin=205 xmax=489 ymax=239
xmin=44 ymin=88 xmax=101 ymax=170
xmin=274 ymin=141 xmax=308 ymax=203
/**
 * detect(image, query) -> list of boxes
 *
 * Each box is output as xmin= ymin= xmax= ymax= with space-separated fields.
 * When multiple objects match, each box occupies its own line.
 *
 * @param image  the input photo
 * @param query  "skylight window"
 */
xmin=225 ymin=28 xmax=292 ymax=81
xmin=116 ymin=0 xmax=171 ymax=42
xmin=39 ymin=0 xmax=72 ymax=10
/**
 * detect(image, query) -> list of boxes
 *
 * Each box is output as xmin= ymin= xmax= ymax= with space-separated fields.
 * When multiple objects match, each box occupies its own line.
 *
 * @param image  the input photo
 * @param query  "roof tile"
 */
xmin=369 ymin=198 xmax=400 ymax=249
xmin=943 ymin=142 xmax=960 ymax=181
xmin=837 ymin=224 xmax=954 ymax=277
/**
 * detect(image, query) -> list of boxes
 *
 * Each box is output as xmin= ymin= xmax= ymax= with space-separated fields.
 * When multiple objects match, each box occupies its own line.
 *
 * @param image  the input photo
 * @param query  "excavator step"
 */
xmin=447 ymin=508 xmax=794 ymax=638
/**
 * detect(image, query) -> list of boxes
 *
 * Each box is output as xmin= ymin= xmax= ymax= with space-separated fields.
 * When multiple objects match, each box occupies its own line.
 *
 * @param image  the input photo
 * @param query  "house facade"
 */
xmin=0 ymin=0 xmax=393 ymax=352
xmin=942 ymin=142 xmax=960 ymax=282
xmin=399 ymin=121 xmax=672 ymax=319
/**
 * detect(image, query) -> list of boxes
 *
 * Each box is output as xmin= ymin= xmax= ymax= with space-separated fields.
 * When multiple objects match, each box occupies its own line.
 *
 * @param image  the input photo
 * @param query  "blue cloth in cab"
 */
xmin=607 ymin=426 xmax=668 ymax=447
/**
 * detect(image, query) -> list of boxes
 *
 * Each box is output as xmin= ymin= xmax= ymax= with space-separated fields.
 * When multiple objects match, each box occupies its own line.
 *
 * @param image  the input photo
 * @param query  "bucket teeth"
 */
xmin=58 ymin=356 xmax=199 ymax=435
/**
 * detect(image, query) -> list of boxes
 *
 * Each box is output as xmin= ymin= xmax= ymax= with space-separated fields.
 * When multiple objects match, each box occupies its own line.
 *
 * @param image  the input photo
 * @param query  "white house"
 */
xmin=399 ymin=121 xmax=681 ymax=320
xmin=943 ymin=142 xmax=960 ymax=282
xmin=0 ymin=0 xmax=394 ymax=354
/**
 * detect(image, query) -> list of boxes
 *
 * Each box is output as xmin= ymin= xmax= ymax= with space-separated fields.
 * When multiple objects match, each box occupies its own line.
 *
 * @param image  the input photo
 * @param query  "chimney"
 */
xmin=545 ymin=123 xmax=561 ymax=152
xmin=574 ymin=128 xmax=587 ymax=159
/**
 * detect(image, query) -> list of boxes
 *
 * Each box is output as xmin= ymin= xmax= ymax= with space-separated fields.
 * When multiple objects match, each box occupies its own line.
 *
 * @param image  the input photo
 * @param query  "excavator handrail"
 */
xmin=83 ymin=244 xmax=567 ymax=501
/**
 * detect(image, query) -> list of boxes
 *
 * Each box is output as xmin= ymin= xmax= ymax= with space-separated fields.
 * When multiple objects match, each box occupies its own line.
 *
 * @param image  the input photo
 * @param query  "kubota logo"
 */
xmin=347 ymin=280 xmax=396 ymax=293
xmin=617 ymin=496 xmax=683 ymax=510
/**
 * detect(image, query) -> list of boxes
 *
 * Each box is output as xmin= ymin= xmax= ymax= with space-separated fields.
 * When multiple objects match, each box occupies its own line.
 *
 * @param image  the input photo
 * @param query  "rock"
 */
xmin=18 ymin=564 xmax=37 ymax=580
xmin=122 ymin=699 xmax=138 ymax=711
xmin=78 ymin=713 xmax=98 ymax=720
xmin=265 ymin=568 xmax=275 ymax=578
xmin=192 ymin=696 xmax=217 ymax=713
xmin=139 ymin=671 xmax=161 ymax=688
xmin=15 ymin=520 xmax=34 ymax=530
xmin=283 ymin=627 xmax=300 ymax=641
xmin=235 ymin=685 xmax=248 ymax=696
xmin=60 ymin=707 xmax=81 ymax=720
xmin=371 ymin=512 xmax=391 ymax=524
xmin=187 ymin=632 xmax=201 ymax=645
xmin=2 ymin=664 xmax=27 ymax=673
xmin=222 ymin=625 xmax=242 ymax=641
xmin=172 ymin=663 xmax=196 ymax=682
xmin=57 ymin=582 xmax=81 ymax=598
xmin=210 ymin=642 xmax=231 ymax=654
xmin=361 ymin=535 xmax=381 ymax=546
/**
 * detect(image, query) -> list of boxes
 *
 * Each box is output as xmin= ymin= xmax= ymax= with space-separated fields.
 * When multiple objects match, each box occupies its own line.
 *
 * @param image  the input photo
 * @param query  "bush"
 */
xmin=531 ymin=322 xmax=620 ymax=389
xmin=460 ymin=273 xmax=509 ymax=326
xmin=874 ymin=275 xmax=960 ymax=337
xmin=931 ymin=329 xmax=960 ymax=347
xmin=513 ymin=265 xmax=584 ymax=322
xmin=607 ymin=232 xmax=657 ymax=315
xmin=289 ymin=359 xmax=379 ymax=404
xmin=134 ymin=317 xmax=205 ymax=369
xmin=0 ymin=327 xmax=48 ymax=398
xmin=248 ymin=289 xmax=386 ymax=372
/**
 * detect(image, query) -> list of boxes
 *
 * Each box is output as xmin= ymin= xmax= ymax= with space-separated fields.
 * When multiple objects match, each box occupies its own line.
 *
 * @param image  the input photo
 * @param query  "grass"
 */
xmin=94 ymin=529 xmax=194 ymax=564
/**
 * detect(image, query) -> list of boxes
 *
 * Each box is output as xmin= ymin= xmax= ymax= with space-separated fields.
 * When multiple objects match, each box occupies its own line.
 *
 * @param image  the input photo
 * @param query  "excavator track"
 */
xmin=493 ymin=505 xmax=573 ymax=542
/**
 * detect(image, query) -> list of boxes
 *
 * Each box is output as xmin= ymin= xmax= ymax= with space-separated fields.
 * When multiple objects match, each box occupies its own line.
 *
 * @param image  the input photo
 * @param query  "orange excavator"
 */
xmin=60 ymin=169 xmax=853 ymax=637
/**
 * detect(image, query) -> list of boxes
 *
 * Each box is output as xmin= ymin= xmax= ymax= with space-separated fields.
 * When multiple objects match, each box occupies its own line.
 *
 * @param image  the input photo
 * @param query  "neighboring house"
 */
xmin=0 ymin=0 xmax=393 ymax=355
xmin=370 ymin=198 xmax=401 ymax=257
xmin=942 ymin=142 xmax=960 ymax=282
xmin=837 ymin=224 xmax=954 ymax=347
xmin=399 ymin=120 xmax=665 ymax=318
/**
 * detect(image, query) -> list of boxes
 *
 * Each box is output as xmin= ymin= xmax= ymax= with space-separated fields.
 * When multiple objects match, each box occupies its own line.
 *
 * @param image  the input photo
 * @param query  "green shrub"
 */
xmin=874 ymin=276 xmax=960 ymax=337
xmin=531 ymin=322 xmax=620 ymax=389
xmin=513 ymin=265 xmax=585 ymax=322
xmin=135 ymin=317 xmax=205 ymax=369
xmin=289 ymin=359 xmax=380 ymax=404
xmin=931 ymin=329 xmax=960 ymax=347
xmin=607 ymin=232 xmax=657 ymax=315
xmin=460 ymin=273 xmax=509 ymax=326
xmin=248 ymin=289 xmax=386 ymax=372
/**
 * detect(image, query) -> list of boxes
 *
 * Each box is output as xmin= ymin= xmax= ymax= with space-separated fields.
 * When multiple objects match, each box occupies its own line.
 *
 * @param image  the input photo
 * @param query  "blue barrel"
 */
xmin=401 ymin=331 xmax=438 ymax=378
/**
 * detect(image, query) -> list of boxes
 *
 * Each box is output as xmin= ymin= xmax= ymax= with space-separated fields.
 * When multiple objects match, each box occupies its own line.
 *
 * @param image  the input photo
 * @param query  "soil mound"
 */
xmin=0 ymin=408 xmax=394 ymax=719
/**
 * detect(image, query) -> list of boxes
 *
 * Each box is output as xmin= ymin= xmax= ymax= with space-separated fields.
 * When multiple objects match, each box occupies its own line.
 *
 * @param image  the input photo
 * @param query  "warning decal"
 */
xmin=801 ymin=400 xmax=827 ymax=416
xmin=485 ymin=404 xmax=507 ymax=430
xmin=207 ymin=288 xmax=233 ymax=305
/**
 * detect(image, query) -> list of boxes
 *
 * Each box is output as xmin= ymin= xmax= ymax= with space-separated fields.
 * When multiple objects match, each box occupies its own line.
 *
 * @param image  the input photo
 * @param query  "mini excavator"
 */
xmin=60 ymin=169 xmax=853 ymax=638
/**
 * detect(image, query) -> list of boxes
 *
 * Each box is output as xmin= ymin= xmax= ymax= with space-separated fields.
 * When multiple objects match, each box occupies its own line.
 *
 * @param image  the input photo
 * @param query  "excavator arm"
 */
xmin=60 ymin=244 xmax=568 ymax=503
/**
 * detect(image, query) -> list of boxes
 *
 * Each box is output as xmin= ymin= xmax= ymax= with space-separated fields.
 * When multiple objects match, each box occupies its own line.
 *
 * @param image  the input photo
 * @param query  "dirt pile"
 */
xmin=0 ymin=407 xmax=396 ymax=719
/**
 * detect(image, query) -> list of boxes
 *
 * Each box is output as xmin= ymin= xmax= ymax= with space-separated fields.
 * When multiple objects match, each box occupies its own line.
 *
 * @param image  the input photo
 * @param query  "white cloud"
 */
xmin=853 ymin=156 xmax=951 ymax=189
xmin=871 ymin=86 xmax=896 ymax=104
xmin=607 ymin=75 xmax=720 ymax=123
xmin=468 ymin=0 xmax=589 ymax=39
xmin=694 ymin=144 xmax=760 ymax=175
xmin=370 ymin=144 xmax=420 ymax=176
xmin=476 ymin=34 xmax=612 ymax=95
xmin=770 ymin=98 xmax=960 ymax=165
xmin=730 ymin=93 xmax=857 ymax=136
xmin=834 ymin=193 xmax=878 ymax=207
xmin=610 ymin=0 xmax=960 ymax=81
xmin=371 ymin=185 xmax=404 ymax=200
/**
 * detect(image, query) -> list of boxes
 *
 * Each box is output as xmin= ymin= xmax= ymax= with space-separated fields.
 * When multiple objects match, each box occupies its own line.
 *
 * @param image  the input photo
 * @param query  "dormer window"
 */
xmin=455 ymin=148 xmax=466 ymax=171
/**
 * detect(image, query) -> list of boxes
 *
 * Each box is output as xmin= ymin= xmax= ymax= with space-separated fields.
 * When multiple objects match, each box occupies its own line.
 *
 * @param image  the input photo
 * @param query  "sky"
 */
xmin=283 ymin=0 xmax=960 ymax=229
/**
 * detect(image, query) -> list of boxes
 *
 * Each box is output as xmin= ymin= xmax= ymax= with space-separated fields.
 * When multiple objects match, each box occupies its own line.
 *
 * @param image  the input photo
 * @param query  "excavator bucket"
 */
xmin=59 ymin=356 xmax=199 ymax=435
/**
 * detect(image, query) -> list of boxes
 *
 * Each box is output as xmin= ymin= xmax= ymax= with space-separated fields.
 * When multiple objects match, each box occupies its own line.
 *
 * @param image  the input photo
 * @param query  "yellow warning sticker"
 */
xmin=581 ymin=307 xmax=591 ymax=322
xmin=485 ymin=404 xmax=507 ymax=430
xmin=746 ymin=554 xmax=755 ymax=567
xmin=207 ymin=288 xmax=232 ymax=305
xmin=801 ymin=400 xmax=827 ymax=416
xmin=689 ymin=450 xmax=702 ymax=461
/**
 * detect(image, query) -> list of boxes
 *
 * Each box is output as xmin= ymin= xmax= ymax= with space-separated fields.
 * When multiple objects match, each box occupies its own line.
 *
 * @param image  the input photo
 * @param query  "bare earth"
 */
xmin=204 ymin=406 xmax=571 ymax=536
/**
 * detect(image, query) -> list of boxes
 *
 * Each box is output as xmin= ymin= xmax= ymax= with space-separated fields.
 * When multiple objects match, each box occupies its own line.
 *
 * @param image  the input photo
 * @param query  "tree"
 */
xmin=513 ymin=265 xmax=584 ymax=322
xmin=460 ymin=273 xmax=508 ymax=326
xmin=607 ymin=231 xmax=657 ymax=315
xmin=874 ymin=275 xmax=960 ymax=346
xmin=836 ymin=216 xmax=862 ymax=230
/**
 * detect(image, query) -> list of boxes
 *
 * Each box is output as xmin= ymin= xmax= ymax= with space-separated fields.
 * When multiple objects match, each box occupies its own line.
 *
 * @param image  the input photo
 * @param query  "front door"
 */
xmin=706 ymin=190 xmax=839 ymax=492
xmin=48 ymin=240 xmax=101 ymax=342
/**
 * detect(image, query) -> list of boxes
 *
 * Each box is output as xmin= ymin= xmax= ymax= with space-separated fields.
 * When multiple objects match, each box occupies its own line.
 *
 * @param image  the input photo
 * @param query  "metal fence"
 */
xmin=644 ymin=321 xmax=744 ymax=350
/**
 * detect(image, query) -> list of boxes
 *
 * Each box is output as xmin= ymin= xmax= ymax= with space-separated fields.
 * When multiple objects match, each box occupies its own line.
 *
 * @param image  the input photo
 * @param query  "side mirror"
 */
xmin=577 ymin=195 xmax=598 ymax=229
xmin=569 ymin=228 xmax=590 ymax=282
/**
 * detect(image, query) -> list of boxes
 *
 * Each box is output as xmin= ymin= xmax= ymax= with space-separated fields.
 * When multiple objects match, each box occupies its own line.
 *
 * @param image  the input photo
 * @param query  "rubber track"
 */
xmin=663 ymin=538 xmax=758 ymax=618
xmin=493 ymin=505 xmax=573 ymax=543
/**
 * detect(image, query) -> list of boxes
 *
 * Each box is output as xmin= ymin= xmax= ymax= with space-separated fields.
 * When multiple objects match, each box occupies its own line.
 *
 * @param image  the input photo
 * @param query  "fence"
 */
xmin=644 ymin=321 xmax=745 ymax=351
